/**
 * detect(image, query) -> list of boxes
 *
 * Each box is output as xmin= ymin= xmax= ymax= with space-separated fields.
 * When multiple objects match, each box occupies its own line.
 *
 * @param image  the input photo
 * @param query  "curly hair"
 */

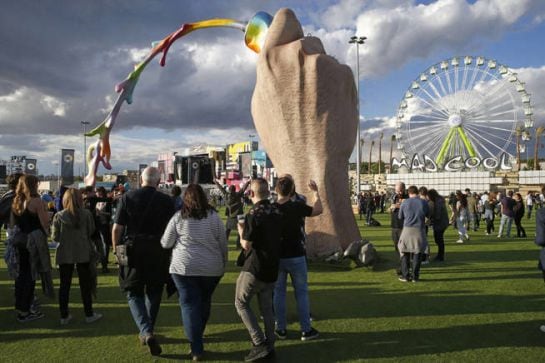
xmin=11 ymin=175 xmax=39 ymax=216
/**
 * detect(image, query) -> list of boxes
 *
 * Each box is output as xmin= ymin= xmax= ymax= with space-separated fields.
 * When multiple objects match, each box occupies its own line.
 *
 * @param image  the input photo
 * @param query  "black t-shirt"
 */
xmin=242 ymin=199 xmax=283 ymax=283
xmin=114 ymin=186 xmax=175 ymax=237
xmin=276 ymin=200 xmax=312 ymax=258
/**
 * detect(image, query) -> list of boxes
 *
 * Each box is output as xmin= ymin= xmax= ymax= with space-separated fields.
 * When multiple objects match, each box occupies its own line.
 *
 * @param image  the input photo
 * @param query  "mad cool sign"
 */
xmin=392 ymin=153 xmax=513 ymax=172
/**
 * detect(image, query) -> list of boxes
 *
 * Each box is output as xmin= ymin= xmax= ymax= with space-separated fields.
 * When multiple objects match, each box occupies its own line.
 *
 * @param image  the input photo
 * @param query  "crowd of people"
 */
xmin=2 ymin=168 xmax=545 ymax=359
xmin=0 ymin=168 xmax=324 ymax=362
xmin=387 ymin=183 xmax=540 ymax=282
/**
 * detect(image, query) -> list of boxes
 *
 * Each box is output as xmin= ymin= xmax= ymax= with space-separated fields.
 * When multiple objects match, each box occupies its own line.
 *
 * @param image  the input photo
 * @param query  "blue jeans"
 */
xmin=273 ymin=256 xmax=311 ymax=332
xmin=171 ymin=274 xmax=221 ymax=355
xmin=401 ymin=253 xmax=422 ymax=280
xmin=126 ymin=285 xmax=164 ymax=337
xmin=498 ymin=214 xmax=513 ymax=237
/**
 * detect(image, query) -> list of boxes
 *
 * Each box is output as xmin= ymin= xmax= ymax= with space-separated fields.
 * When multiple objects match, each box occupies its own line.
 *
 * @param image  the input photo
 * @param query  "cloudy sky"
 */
xmin=1 ymin=0 xmax=545 ymax=175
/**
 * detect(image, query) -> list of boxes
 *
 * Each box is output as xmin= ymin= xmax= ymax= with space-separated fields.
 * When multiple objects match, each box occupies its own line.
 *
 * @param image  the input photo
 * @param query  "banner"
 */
xmin=61 ymin=149 xmax=75 ymax=185
xmin=25 ymin=159 xmax=37 ymax=175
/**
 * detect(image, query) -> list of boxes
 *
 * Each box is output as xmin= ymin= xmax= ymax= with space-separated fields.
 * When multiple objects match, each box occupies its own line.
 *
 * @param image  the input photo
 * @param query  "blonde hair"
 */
xmin=11 ymin=175 xmax=39 ymax=216
xmin=62 ymin=188 xmax=83 ymax=228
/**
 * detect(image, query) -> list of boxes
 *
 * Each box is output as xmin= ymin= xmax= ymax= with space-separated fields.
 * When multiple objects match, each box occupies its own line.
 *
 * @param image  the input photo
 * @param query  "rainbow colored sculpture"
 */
xmin=84 ymin=11 xmax=273 ymax=186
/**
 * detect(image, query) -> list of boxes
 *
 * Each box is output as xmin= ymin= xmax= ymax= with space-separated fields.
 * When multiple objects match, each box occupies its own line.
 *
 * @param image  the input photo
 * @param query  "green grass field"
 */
xmin=1 ymin=210 xmax=545 ymax=362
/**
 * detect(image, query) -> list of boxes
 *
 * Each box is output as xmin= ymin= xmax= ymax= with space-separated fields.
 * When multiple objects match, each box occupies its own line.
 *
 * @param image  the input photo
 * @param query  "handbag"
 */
xmin=115 ymin=191 xmax=157 ymax=267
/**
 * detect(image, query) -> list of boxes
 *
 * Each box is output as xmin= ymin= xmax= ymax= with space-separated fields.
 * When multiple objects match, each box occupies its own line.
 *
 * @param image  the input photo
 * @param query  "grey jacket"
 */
xmin=52 ymin=209 xmax=96 ymax=265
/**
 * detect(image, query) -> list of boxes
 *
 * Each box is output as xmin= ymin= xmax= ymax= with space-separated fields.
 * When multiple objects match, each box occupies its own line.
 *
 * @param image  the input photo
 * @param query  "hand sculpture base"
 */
xmin=251 ymin=8 xmax=361 ymax=257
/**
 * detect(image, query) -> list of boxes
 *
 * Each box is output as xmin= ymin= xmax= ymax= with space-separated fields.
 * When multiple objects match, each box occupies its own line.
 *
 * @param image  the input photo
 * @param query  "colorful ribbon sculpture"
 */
xmin=84 ymin=11 xmax=273 ymax=186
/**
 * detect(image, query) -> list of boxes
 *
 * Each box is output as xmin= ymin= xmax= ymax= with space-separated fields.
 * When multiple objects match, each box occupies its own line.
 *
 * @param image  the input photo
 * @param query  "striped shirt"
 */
xmin=160 ymin=210 xmax=227 ymax=276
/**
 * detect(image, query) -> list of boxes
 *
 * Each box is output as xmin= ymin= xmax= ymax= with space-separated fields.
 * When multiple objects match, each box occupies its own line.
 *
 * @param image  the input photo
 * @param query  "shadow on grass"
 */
xmin=274 ymin=320 xmax=545 ymax=362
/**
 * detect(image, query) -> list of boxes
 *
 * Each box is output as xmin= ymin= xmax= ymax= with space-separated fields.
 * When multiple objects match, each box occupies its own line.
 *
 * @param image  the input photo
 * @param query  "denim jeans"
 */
xmin=273 ymin=256 xmax=311 ymax=332
xmin=126 ymin=284 xmax=164 ymax=337
xmin=457 ymin=215 xmax=467 ymax=237
xmin=400 ymin=253 xmax=422 ymax=280
xmin=171 ymin=274 xmax=221 ymax=355
xmin=235 ymin=271 xmax=275 ymax=347
xmin=59 ymin=263 xmax=93 ymax=318
xmin=498 ymin=214 xmax=513 ymax=237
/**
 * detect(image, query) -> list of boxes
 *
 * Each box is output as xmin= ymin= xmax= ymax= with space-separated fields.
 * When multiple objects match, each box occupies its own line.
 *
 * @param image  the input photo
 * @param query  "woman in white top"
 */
xmin=161 ymin=184 xmax=227 ymax=361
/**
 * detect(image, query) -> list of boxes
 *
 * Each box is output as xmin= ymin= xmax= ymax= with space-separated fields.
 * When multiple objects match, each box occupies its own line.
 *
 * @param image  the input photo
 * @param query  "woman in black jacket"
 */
xmin=513 ymin=192 xmax=526 ymax=238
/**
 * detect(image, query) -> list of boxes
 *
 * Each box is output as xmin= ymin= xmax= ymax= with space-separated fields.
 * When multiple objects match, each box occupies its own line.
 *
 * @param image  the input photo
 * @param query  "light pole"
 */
xmin=368 ymin=140 xmax=374 ymax=175
xmin=349 ymin=35 xmax=366 ymax=194
xmin=378 ymin=132 xmax=383 ymax=175
xmin=81 ymin=121 xmax=90 ymax=179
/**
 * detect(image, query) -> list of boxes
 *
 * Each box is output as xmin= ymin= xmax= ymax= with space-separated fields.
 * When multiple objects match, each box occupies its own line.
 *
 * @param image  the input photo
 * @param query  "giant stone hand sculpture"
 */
xmin=252 ymin=8 xmax=361 ymax=257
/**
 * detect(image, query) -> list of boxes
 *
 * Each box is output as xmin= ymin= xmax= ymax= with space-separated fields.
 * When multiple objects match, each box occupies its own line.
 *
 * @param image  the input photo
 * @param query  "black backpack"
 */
xmin=0 ymin=191 xmax=14 ymax=226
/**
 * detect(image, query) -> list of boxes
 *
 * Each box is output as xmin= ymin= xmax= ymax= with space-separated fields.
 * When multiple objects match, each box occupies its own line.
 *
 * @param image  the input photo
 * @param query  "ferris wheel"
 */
xmin=395 ymin=56 xmax=534 ymax=166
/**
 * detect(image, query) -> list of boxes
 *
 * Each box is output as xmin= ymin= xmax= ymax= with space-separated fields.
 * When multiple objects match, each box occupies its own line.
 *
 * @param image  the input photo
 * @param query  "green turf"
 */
xmin=1 ymin=209 xmax=545 ymax=362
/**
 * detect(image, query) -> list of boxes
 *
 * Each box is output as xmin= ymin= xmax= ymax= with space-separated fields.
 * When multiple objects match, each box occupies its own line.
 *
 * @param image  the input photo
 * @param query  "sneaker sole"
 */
xmin=301 ymin=333 xmax=319 ymax=341
xmin=17 ymin=313 xmax=44 ymax=323
xmin=244 ymin=350 xmax=271 ymax=362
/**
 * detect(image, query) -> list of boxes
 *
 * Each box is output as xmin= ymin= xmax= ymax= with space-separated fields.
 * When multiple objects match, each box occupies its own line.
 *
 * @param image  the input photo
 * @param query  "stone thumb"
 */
xmin=262 ymin=8 xmax=304 ymax=52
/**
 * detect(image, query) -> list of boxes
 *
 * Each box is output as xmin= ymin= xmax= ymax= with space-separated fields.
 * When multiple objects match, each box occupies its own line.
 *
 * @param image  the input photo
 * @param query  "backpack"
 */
xmin=0 ymin=191 xmax=14 ymax=226
xmin=343 ymin=240 xmax=378 ymax=267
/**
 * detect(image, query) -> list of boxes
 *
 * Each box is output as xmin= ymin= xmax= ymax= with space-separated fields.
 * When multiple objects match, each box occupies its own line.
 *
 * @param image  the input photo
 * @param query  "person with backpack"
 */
xmin=112 ymin=167 xmax=175 ymax=356
xmin=0 ymin=173 xmax=23 ymax=237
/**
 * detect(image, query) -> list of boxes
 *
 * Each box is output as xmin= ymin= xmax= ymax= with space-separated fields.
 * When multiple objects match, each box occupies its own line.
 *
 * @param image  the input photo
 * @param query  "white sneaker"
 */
xmin=497 ymin=235 xmax=502 ymax=238
xmin=85 ymin=312 xmax=103 ymax=323
xmin=464 ymin=234 xmax=470 ymax=240
xmin=60 ymin=314 xmax=73 ymax=325
xmin=456 ymin=239 xmax=464 ymax=243
xmin=540 ymin=325 xmax=545 ymax=333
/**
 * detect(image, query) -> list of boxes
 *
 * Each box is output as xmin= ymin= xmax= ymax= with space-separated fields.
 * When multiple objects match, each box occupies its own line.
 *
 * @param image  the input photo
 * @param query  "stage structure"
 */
xmin=388 ymin=56 xmax=535 ymax=193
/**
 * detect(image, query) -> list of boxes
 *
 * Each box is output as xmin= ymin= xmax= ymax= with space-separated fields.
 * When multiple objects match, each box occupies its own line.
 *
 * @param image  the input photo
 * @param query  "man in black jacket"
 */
xmin=112 ymin=167 xmax=175 ymax=356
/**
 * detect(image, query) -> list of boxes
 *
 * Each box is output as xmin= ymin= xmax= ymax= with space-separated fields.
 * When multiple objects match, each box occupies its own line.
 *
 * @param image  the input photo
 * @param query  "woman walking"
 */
xmin=484 ymin=192 xmax=497 ymax=235
xmin=513 ymin=192 xmax=527 ymax=238
xmin=427 ymin=189 xmax=449 ymax=262
xmin=161 ymin=184 xmax=227 ymax=361
xmin=9 ymin=175 xmax=51 ymax=322
xmin=52 ymin=188 xmax=102 ymax=324
xmin=455 ymin=191 xmax=469 ymax=243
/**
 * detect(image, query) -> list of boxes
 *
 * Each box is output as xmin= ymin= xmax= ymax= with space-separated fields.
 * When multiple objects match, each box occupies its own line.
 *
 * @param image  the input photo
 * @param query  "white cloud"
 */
xmin=514 ymin=65 xmax=545 ymax=124
xmin=40 ymin=95 xmax=67 ymax=117
xmin=355 ymin=0 xmax=541 ymax=76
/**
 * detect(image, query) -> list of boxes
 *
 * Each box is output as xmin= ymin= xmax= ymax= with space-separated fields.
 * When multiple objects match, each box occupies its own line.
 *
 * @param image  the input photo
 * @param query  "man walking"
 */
xmin=112 ymin=167 xmax=175 ymax=356
xmin=236 ymin=178 xmax=283 ymax=361
xmin=398 ymin=185 xmax=429 ymax=282
xmin=390 ymin=181 xmax=407 ymax=275
xmin=498 ymin=190 xmax=515 ymax=238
